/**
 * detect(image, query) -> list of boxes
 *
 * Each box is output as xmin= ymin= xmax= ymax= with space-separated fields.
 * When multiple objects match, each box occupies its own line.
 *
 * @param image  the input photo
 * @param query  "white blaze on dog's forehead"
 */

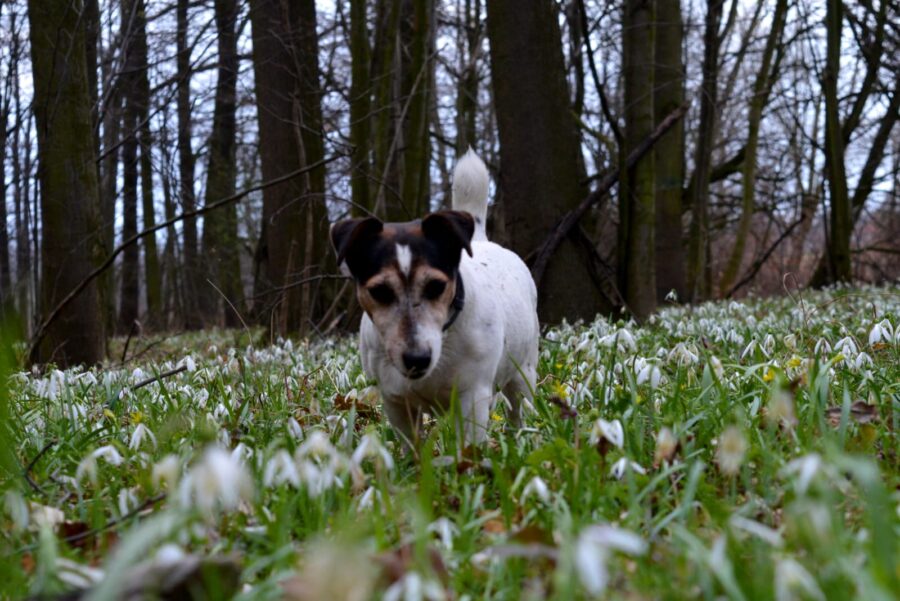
xmin=395 ymin=244 xmax=412 ymax=276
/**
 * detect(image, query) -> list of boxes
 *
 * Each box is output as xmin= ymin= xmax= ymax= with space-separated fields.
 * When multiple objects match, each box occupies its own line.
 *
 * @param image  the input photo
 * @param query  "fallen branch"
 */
xmin=724 ymin=216 xmax=805 ymax=298
xmin=531 ymin=102 xmax=690 ymax=286
xmin=23 ymin=439 xmax=57 ymax=494
xmin=132 ymin=365 xmax=187 ymax=391
xmin=28 ymin=154 xmax=342 ymax=364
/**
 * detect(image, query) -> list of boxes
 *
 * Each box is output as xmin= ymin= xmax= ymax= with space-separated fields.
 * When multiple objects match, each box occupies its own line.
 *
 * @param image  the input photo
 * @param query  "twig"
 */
xmin=120 ymin=320 xmax=142 ymax=364
xmin=61 ymin=493 xmax=166 ymax=546
xmin=725 ymin=216 xmax=805 ymax=298
xmin=132 ymin=365 xmax=187 ymax=391
xmin=28 ymin=154 xmax=342 ymax=364
xmin=531 ymin=102 xmax=690 ymax=286
xmin=23 ymin=440 xmax=57 ymax=494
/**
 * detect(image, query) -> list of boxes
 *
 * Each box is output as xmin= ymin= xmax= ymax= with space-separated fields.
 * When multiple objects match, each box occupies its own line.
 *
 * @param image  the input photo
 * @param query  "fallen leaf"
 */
xmin=825 ymin=401 xmax=878 ymax=427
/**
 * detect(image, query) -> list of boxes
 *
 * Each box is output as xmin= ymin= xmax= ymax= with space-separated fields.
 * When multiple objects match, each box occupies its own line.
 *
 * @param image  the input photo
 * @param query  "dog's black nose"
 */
xmin=402 ymin=350 xmax=431 ymax=375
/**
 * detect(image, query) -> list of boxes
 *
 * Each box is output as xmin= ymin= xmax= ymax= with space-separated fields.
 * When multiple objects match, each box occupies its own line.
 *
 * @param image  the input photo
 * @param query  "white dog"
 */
xmin=330 ymin=151 xmax=539 ymax=446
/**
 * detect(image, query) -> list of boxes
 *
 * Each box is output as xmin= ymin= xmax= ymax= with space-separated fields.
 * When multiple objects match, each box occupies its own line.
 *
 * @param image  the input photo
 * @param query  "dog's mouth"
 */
xmin=404 ymin=369 xmax=427 ymax=380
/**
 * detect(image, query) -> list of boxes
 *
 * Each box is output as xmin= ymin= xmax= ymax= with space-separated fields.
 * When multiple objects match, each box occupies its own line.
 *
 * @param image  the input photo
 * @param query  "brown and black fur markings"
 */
xmin=331 ymin=211 xmax=475 ymax=378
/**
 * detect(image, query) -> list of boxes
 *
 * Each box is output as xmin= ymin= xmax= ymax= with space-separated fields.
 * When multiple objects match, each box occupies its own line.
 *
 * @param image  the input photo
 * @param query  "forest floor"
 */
xmin=2 ymin=285 xmax=899 ymax=600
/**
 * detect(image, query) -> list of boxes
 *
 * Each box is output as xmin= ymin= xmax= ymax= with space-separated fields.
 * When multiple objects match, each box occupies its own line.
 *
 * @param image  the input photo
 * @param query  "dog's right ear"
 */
xmin=330 ymin=217 xmax=383 ymax=277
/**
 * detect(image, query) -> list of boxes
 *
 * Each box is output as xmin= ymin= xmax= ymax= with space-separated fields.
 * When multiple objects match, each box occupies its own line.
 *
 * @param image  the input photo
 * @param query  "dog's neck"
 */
xmin=442 ymin=274 xmax=465 ymax=332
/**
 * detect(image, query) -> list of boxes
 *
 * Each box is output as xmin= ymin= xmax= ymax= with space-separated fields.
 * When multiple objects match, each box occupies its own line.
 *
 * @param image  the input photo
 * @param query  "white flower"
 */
xmin=636 ymin=362 xmax=661 ymax=388
xmin=129 ymin=423 xmax=157 ymax=450
xmin=767 ymin=390 xmax=797 ymax=428
xmin=287 ymin=417 xmax=304 ymax=440
xmin=654 ymin=427 xmax=678 ymax=465
xmin=813 ymin=338 xmax=831 ymax=356
xmin=716 ymin=426 xmax=747 ymax=476
xmin=665 ymin=289 xmax=678 ymax=302
xmin=729 ymin=515 xmax=783 ymax=547
xmin=178 ymin=447 xmax=253 ymax=514
xmin=152 ymin=455 xmax=181 ymax=488
xmin=383 ymin=571 xmax=446 ymax=601
xmin=521 ymin=476 xmax=551 ymax=504
xmin=4 ymin=490 xmax=29 ymax=531
xmin=710 ymin=356 xmax=724 ymax=379
xmin=782 ymin=454 xmax=821 ymax=495
xmin=263 ymin=450 xmax=300 ymax=487
xmin=76 ymin=445 xmax=125 ymax=484
xmin=29 ymin=502 xmax=64 ymax=530
xmin=56 ymin=558 xmax=104 ymax=590
xmin=834 ymin=336 xmax=857 ymax=357
xmin=117 ymin=488 xmax=138 ymax=517
xmin=351 ymin=432 xmax=394 ymax=471
xmin=180 ymin=355 xmax=197 ymax=372
xmin=575 ymin=525 xmax=647 ymax=595
xmin=297 ymin=430 xmax=338 ymax=458
xmin=357 ymin=486 xmax=382 ymax=510
xmin=774 ymin=557 xmax=825 ymax=601
xmin=590 ymin=418 xmax=624 ymax=449
xmin=610 ymin=457 xmax=647 ymax=479
xmin=427 ymin=517 xmax=459 ymax=550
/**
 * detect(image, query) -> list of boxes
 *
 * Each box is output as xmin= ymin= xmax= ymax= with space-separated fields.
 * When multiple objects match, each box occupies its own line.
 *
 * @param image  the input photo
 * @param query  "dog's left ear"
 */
xmin=422 ymin=211 xmax=475 ymax=261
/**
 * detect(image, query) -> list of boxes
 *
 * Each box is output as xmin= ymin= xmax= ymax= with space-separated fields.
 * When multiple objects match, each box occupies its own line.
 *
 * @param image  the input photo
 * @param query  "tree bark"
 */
xmin=718 ymin=0 xmax=787 ymax=297
xmin=200 ymin=0 xmax=242 ymax=327
xmin=455 ymin=0 xmax=480 ymax=154
xmin=28 ymin=0 xmax=105 ymax=365
xmin=653 ymin=0 xmax=685 ymax=302
xmin=348 ymin=0 xmax=372 ymax=215
xmin=619 ymin=0 xmax=656 ymax=320
xmin=686 ymin=0 xmax=724 ymax=302
xmin=822 ymin=0 xmax=852 ymax=283
xmin=249 ymin=0 xmax=330 ymax=335
xmin=486 ymin=0 xmax=611 ymax=323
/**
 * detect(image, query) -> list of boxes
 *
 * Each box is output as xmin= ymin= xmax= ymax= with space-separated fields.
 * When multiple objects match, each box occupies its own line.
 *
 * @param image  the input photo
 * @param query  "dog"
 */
xmin=330 ymin=150 xmax=539 ymax=447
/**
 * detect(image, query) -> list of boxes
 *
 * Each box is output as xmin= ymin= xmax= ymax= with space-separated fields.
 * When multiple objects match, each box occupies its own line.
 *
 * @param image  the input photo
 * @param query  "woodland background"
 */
xmin=0 ymin=0 xmax=897 ymax=367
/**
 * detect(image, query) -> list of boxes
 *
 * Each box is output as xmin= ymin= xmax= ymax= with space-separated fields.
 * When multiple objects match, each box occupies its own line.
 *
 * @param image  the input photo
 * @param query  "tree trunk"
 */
xmin=486 ymin=0 xmax=611 ymax=323
xmin=718 ymin=0 xmax=787 ymax=296
xmin=686 ymin=0 xmax=724 ymax=302
xmin=821 ymin=0 xmax=852 ymax=283
xmin=653 ymin=0 xmax=685 ymax=303
xmin=200 ymin=0 xmax=242 ymax=328
xmin=349 ymin=0 xmax=372 ymax=216
xmin=28 ymin=0 xmax=105 ymax=365
xmin=455 ymin=0 xmax=480 ymax=154
xmin=177 ymin=0 xmax=202 ymax=329
xmin=619 ymin=0 xmax=656 ymax=320
xmin=0 ymin=58 xmax=11 ymax=306
xmin=249 ymin=0 xmax=330 ymax=335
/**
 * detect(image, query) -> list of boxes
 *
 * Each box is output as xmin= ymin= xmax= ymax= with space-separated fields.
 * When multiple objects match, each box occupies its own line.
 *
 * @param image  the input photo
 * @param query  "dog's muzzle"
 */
xmin=401 ymin=350 xmax=431 ymax=379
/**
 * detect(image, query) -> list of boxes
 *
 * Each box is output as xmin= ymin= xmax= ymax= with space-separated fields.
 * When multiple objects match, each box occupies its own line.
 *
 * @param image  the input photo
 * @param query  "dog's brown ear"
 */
xmin=422 ymin=210 xmax=475 ymax=259
xmin=330 ymin=217 xmax=383 ymax=266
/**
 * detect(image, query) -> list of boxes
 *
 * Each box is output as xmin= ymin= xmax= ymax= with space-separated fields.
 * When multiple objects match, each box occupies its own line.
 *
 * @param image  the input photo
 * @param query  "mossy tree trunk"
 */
xmin=619 ymin=0 xmax=656 ymax=321
xmin=28 ymin=0 xmax=105 ymax=365
xmin=486 ymin=0 xmax=612 ymax=323
xmin=718 ymin=0 xmax=787 ymax=297
xmin=686 ymin=0 xmax=724 ymax=303
xmin=653 ymin=0 xmax=685 ymax=303
xmin=348 ymin=0 xmax=372 ymax=216
xmin=249 ymin=0 xmax=330 ymax=335
xmin=199 ymin=0 xmax=243 ymax=328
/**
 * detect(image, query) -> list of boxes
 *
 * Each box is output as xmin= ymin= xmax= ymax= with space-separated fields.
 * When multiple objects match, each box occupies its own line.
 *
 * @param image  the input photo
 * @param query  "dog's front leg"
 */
xmin=383 ymin=397 xmax=423 ymax=450
xmin=458 ymin=385 xmax=493 ymax=446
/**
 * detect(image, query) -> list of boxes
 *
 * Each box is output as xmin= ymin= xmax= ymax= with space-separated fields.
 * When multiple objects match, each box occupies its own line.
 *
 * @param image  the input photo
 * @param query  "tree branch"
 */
xmin=531 ymin=102 xmax=690 ymax=286
xmin=28 ymin=154 xmax=342 ymax=364
xmin=724 ymin=216 xmax=805 ymax=299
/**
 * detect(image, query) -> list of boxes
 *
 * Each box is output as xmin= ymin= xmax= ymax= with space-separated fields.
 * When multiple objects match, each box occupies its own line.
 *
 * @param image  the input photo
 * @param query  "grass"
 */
xmin=1 ymin=285 xmax=898 ymax=600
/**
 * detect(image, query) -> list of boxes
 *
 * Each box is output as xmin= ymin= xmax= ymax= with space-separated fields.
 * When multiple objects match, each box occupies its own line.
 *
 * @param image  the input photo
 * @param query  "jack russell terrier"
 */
xmin=330 ymin=150 xmax=539 ymax=447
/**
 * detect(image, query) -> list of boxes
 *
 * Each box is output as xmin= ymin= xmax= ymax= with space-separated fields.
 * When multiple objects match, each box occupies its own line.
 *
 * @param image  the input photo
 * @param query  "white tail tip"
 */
xmin=452 ymin=148 xmax=489 ymax=240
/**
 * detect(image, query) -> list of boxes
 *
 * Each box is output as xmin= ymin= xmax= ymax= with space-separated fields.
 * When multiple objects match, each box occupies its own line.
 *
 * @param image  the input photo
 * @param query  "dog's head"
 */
xmin=331 ymin=211 xmax=475 ymax=380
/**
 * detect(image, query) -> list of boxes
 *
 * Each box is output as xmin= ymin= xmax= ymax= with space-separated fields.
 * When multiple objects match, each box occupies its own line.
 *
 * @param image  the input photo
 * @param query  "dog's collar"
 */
xmin=442 ymin=274 xmax=465 ymax=332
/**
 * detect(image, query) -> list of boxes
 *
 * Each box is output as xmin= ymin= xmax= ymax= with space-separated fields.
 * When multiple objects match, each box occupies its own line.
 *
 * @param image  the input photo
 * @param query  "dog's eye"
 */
xmin=422 ymin=279 xmax=447 ymax=301
xmin=368 ymin=283 xmax=395 ymax=305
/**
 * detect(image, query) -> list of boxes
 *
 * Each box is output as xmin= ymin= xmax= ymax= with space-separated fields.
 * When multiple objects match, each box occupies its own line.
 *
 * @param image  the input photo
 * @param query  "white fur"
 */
xmin=360 ymin=151 xmax=539 ymax=446
xmin=395 ymin=243 xmax=412 ymax=277
xmin=452 ymin=148 xmax=489 ymax=241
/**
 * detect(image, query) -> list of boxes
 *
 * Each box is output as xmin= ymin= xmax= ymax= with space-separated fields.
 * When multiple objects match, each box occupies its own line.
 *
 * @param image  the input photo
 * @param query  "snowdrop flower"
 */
xmin=180 ymin=355 xmax=197 ymax=372
xmin=357 ymin=485 xmax=382 ymax=510
xmin=178 ymin=446 xmax=253 ymax=514
xmin=834 ymin=336 xmax=857 ymax=358
xmin=782 ymin=454 xmax=821 ymax=495
xmin=636 ymin=362 xmax=662 ymax=388
xmin=574 ymin=525 xmax=647 ymax=595
xmin=783 ymin=334 xmax=797 ymax=351
xmin=521 ymin=476 xmax=551 ymax=504
xmin=427 ymin=517 xmax=460 ymax=551
xmin=763 ymin=334 xmax=776 ymax=356
xmin=654 ymin=427 xmax=678 ymax=465
xmin=56 ymin=558 xmax=105 ymax=590
xmin=76 ymin=445 xmax=125 ymax=485
xmin=729 ymin=515 xmax=783 ymax=547
xmin=610 ymin=457 xmax=647 ymax=479
xmin=4 ymin=490 xmax=29 ymax=531
xmin=669 ymin=343 xmax=699 ymax=366
xmin=383 ymin=571 xmax=446 ymax=601
xmin=767 ymin=390 xmax=797 ymax=429
xmin=813 ymin=338 xmax=831 ymax=356
xmin=716 ymin=426 xmax=747 ymax=476
xmin=152 ymin=455 xmax=181 ymax=488
xmin=352 ymin=432 xmax=394 ymax=471
xmin=128 ymin=423 xmax=157 ymax=450
xmin=741 ymin=339 xmax=761 ymax=361
xmin=287 ymin=417 xmax=304 ymax=440
xmin=297 ymin=430 xmax=338 ymax=458
xmin=774 ymin=557 xmax=825 ymax=601
xmin=263 ymin=450 xmax=300 ymax=487
xmin=590 ymin=418 xmax=624 ymax=449
xmin=710 ymin=356 xmax=724 ymax=379
xmin=117 ymin=488 xmax=138 ymax=517
xmin=853 ymin=352 xmax=872 ymax=370
xmin=665 ymin=289 xmax=678 ymax=302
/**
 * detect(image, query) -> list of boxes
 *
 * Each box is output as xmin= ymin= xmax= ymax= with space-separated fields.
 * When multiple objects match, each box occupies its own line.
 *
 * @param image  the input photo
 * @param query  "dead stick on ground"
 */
xmin=132 ymin=365 xmax=188 ymax=391
xmin=531 ymin=102 xmax=690 ymax=287
xmin=28 ymin=154 xmax=342 ymax=363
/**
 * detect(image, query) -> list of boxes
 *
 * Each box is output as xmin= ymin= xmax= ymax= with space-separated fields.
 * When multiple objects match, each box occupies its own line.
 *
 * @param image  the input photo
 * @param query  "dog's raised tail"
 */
xmin=452 ymin=148 xmax=489 ymax=241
